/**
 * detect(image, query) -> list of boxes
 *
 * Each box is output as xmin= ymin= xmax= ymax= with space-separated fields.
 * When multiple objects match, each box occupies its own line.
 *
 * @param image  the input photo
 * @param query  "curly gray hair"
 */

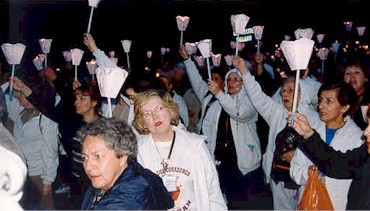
xmin=79 ymin=118 xmax=137 ymax=164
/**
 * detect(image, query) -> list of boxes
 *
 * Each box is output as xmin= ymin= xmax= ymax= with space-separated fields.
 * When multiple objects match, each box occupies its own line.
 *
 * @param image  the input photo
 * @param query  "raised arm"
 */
xmin=12 ymin=76 xmax=63 ymax=123
xmin=290 ymin=112 xmax=368 ymax=178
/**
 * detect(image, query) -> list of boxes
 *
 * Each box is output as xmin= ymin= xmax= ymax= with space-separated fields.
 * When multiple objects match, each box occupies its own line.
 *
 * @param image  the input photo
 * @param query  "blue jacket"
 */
xmin=81 ymin=160 xmax=174 ymax=210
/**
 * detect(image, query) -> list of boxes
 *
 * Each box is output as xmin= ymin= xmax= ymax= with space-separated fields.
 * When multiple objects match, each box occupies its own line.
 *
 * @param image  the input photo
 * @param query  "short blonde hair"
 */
xmin=133 ymin=89 xmax=179 ymax=134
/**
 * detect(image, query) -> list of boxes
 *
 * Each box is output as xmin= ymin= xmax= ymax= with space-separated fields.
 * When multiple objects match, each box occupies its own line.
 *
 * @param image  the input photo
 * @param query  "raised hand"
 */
xmin=83 ymin=33 xmax=98 ymax=53
xmin=179 ymin=44 xmax=189 ymax=60
xmin=288 ymin=112 xmax=314 ymax=139
xmin=232 ymin=56 xmax=248 ymax=75
xmin=11 ymin=76 xmax=32 ymax=97
xmin=207 ymin=79 xmax=221 ymax=95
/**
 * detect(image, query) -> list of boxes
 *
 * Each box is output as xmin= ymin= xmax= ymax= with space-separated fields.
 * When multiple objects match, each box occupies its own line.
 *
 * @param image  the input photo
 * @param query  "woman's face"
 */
xmin=125 ymin=88 xmax=137 ymax=105
xmin=82 ymin=135 xmax=126 ymax=191
xmin=141 ymin=96 xmax=172 ymax=136
xmin=318 ymin=89 xmax=348 ymax=128
xmin=364 ymin=121 xmax=370 ymax=141
xmin=343 ymin=65 xmax=367 ymax=94
xmin=211 ymin=72 xmax=224 ymax=91
xmin=226 ymin=72 xmax=242 ymax=95
xmin=281 ymin=80 xmax=300 ymax=111
xmin=74 ymin=91 xmax=97 ymax=116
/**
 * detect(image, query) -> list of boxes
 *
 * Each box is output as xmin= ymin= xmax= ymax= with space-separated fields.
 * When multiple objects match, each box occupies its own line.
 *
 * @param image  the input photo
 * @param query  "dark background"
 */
xmin=0 ymin=0 xmax=368 ymax=72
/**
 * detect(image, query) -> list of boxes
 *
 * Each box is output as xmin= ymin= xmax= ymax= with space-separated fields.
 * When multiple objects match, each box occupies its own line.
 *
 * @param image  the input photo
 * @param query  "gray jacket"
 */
xmin=184 ymin=59 xmax=261 ymax=175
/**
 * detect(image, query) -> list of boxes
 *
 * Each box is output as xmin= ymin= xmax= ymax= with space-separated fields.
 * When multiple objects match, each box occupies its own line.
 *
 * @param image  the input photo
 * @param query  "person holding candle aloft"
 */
xmin=234 ymin=55 xmax=303 ymax=210
xmin=289 ymin=82 xmax=363 ymax=210
xmin=288 ymin=108 xmax=370 ymax=210
xmin=179 ymin=45 xmax=262 ymax=210
xmin=11 ymin=75 xmax=102 ymax=209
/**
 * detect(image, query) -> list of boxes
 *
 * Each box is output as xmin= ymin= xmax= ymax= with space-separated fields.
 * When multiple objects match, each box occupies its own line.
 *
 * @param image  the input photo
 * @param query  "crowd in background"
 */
xmin=0 ymin=5 xmax=369 ymax=210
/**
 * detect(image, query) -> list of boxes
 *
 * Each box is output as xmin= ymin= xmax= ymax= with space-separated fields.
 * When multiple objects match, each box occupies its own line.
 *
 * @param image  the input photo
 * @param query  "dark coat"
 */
xmin=297 ymin=131 xmax=369 ymax=210
xmin=81 ymin=160 xmax=174 ymax=210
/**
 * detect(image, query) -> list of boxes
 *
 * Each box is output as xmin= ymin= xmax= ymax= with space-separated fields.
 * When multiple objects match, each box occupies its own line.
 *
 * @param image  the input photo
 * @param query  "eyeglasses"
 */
xmin=127 ymin=95 xmax=135 ymax=100
xmin=142 ymin=105 xmax=165 ymax=120
xmin=226 ymin=77 xmax=242 ymax=83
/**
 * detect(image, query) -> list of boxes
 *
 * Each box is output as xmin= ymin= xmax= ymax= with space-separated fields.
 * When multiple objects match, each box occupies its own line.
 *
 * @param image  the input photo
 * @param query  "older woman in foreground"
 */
xmin=79 ymin=118 xmax=173 ymax=210
xmin=134 ymin=89 xmax=227 ymax=210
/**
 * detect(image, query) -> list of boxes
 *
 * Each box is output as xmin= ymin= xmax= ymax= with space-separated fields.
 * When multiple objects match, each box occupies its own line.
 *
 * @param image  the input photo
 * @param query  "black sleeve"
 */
xmin=297 ymin=131 xmax=368 ymax=179
xmin=26 ymin=85 xmax=64 ymax=124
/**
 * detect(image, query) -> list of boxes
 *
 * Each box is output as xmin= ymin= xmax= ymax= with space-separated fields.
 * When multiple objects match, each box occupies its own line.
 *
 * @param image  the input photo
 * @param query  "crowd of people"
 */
xmin=0 ymin=11 xmax=369 ymax=210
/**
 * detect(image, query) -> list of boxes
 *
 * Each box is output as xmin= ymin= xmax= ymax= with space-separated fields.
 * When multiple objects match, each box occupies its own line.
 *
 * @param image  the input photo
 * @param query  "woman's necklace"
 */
xmin=153 ymin=132 xmax=176 ymax=174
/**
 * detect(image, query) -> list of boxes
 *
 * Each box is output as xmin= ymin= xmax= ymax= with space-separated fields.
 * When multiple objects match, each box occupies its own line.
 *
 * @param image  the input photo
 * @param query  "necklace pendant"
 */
xmin=161 ymin=158 xmax=169 ymax=171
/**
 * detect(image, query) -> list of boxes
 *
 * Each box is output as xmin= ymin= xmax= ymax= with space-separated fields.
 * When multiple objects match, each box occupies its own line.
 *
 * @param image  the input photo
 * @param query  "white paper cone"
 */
xmin=63 ymin=51 xmax=72 ymax=62
xmin=39 ymin=38 xmax=52 ymax=54
xmin=147 ymin=51 xmax=153 ymax=59
xmin=185 ymin=42 xmax=197 ymax=55
xmin=211 ymin=53 xmax=222 ymax=67
xmin=294 ymin=28 xmax=314 ymax=40
xmin=86 ymin=59 xmax=97 ymax=75
xmin=1 ymin=43 xmax=26 ymax=65
xmin=357 ymin=26 xmax=366 ymax=36
xmin=224 ymin=55 xmax=233 ymax=67
xmin=33 ymin=56 xmax=44 ymax=71
xmin=253 ymin=25 xmax=264 ymax=40
xmin=280 ymin=38 xmax=315 ymax=71
xmin=96 ymin=66 xmax=128 ymax=99
xmin=316 ymin=34 xmax=325 ymax=44
xmin=197 ymin=39 xmax=212 ymax=58
xmin=176 ymin=16 xmax=190 ymax=31
xmin=88 ymin=0 xmax=101 ymax=7
xmin=230 ymin=14 xmax=250 ymax=34
xmin=121 ymin=40 xmax=132 ymax=53
xmin=70 ymin=48 xmax=84 ymax=66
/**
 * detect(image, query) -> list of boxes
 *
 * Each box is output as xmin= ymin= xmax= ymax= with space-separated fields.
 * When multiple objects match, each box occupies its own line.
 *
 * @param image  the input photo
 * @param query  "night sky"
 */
xmin=2 ymin=0 xmax=369 ymax=72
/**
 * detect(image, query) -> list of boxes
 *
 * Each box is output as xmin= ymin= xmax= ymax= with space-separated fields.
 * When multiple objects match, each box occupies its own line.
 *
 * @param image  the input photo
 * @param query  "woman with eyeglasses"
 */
xmin=179 ymin=45 xmax=262 ymax=210
xmin=234 ymin=55 xmax=303 ymax=210
xmin=133 ymin=89 xmax=227 ymax=211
